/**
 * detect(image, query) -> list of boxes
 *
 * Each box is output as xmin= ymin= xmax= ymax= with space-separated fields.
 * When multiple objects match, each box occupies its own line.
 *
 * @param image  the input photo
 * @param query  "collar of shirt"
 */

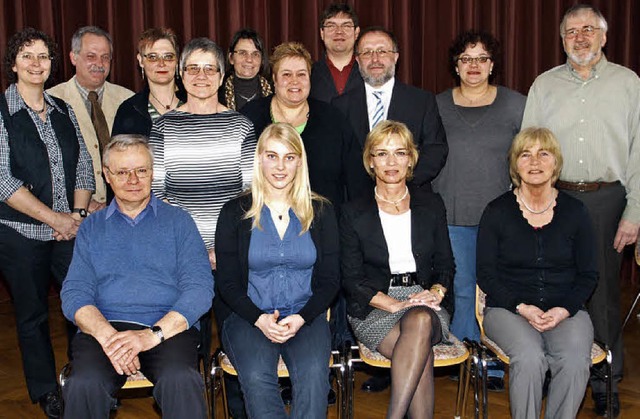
xmin=73 ymin=75 xmax=105 ymax=103
xmin=105 ymin=193 xmax=158 ymax=226
xmin=326 ymin=54 xmax=356 ymax=95
xmin=365 ymin=77 xmax=395 ymax=126
xmin=5 ymin=83 xmax=65 ymax=116
xmin=564 ymin=54 xmax=608 ymax=83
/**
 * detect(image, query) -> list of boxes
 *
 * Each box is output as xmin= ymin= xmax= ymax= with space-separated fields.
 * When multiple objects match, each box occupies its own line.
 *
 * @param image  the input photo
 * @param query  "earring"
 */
xmin=455 ymin=68 xmax=459 ymax=75
xmin=141 ymin=68 xmax=145 ymax=80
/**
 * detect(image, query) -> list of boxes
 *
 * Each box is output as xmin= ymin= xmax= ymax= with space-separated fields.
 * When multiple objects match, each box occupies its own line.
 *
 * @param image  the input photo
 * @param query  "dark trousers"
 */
xmin=63 ymin=323 xmax=206 ymax=419
xmin=563 ymin=183 xmax=625 ymax=393
xmin=0 ymin=224 xmax=75 ymax=402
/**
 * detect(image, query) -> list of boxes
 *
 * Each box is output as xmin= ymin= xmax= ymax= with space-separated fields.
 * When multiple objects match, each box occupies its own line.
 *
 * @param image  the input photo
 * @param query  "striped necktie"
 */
xmin=371 ymin=90 xmax=384 ymax=128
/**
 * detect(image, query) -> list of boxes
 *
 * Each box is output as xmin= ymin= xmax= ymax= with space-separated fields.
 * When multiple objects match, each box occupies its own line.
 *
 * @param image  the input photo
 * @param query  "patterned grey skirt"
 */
xmin=348 ymin=285 xmax=452 ymax=352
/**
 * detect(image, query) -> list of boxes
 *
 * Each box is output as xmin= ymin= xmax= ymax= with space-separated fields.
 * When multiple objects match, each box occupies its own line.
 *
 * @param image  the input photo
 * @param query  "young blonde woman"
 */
xmin=214 ymin=123 xmax=339 ymax=419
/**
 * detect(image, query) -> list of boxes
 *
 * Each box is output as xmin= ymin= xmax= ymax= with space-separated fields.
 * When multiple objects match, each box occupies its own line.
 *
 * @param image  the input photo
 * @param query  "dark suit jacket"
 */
xmin=213 ymin=193 xmax=340 ymax=328
xmin=310 ymin=55 xmax=362 ymax=103
xmin=340 ymin=186 xmax=455 ymax=319
xmin=241 ymin=96 xmax=371 ymax=208
xmin=332 ymin=80 xmax=448 ymax=188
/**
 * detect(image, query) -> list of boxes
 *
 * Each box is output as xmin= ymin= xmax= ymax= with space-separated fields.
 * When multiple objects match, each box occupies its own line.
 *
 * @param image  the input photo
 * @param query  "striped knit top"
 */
xmin=149 ymin=110 xmax=256 ymax=248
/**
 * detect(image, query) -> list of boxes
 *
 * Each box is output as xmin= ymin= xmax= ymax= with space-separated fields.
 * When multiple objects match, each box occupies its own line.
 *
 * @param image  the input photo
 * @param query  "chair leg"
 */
xmin=454 ymin=357 xmax=469 ymax=418
xmin=606 ymin=348 xmax=613 ymax=419
xmin=481 ymin=350 xmax=489 ymax=419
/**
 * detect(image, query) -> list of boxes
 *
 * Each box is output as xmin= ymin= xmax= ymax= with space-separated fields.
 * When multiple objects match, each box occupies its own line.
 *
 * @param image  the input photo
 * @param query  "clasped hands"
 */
xmin=255 ymin=310 xmax=305 ymax=344
xmin=517 ymin=304 xmax=569 ymax=332
xmin=51 ymin=211 xmax=82 ymax=241
xmin=99 ymin=329 xmax=159 ymax=376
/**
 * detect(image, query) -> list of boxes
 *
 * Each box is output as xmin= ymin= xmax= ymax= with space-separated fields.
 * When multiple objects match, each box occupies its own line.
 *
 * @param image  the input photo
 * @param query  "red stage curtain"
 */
xmin=0 ymin=0 xmax=637 ymax=96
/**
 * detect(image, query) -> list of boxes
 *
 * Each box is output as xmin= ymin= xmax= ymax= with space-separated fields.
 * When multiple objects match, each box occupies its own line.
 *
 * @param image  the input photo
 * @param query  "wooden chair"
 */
xmin=474 ymin=286 xmax=612 ymax=419
xmin=343 ymin=333 xmax=474 ymax=419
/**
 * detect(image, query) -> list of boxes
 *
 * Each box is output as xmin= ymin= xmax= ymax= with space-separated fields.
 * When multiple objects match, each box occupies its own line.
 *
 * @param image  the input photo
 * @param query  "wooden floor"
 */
xmin=0 ymin=279 xmax=639 ymax=418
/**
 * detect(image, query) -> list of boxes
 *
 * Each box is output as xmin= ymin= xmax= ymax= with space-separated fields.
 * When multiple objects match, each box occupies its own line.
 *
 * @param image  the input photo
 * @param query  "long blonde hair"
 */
xmin=244 ymin=123 xmax=325 ymax=233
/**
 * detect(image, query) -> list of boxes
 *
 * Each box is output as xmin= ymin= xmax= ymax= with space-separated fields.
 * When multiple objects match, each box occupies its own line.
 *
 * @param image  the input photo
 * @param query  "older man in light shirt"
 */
xmin=522 ymin=5 xmax=640 ymax=416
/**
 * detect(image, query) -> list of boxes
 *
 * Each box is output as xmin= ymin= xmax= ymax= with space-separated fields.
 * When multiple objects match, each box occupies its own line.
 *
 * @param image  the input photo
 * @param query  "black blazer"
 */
xmin=340 ymin=186 xmax=455 ymax=319
xmin=213 ymin=193 xmax=340 ymax=328
xmin=331 ymin=80 xmax=448 ymax=188
xmin=112 ymin=85 xmax=188 ymax=137
xmin=241 ymin=96 xmax=371 ymax=208
xmin=309 ymin=56 xmax=362 ymax=103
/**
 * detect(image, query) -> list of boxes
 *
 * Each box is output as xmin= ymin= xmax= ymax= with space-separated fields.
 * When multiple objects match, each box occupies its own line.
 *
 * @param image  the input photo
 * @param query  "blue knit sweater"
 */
xmin=61 ymin=195 xmax=213 ymax=328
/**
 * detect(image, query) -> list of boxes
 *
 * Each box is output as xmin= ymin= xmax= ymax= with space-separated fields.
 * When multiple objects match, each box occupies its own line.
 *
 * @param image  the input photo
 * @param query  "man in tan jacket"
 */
xmin=48 ymin=26 xmax=133 ymax=213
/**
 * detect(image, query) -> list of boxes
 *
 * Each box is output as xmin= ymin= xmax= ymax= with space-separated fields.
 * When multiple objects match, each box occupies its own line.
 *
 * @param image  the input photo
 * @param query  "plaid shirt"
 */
xmin=0 ymin=84 xmax=95 ymax=241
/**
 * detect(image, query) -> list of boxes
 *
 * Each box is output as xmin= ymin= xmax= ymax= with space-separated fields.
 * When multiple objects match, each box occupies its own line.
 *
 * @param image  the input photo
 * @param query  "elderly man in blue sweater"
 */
xmin=60 ymin=134 xmax=213 ymax=418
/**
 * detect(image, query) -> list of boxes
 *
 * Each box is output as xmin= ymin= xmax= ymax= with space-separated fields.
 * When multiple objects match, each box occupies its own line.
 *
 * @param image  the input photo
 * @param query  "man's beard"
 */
xmin=360 ymin=65 xmax=394 ymax=88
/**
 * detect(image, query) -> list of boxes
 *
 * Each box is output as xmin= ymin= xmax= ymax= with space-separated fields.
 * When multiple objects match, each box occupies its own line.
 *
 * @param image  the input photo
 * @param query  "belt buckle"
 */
xmin=401 ymin=274 xmax=410 ymax=286
xmin=576 ymin=182 xmax=588 ymax=192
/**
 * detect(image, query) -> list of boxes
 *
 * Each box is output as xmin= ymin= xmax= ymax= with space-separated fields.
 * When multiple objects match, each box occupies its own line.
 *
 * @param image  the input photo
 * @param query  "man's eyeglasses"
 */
xmin=19 ymin=53 xmax=51 ymax=63
xmin=322 ymin=23 xmax=356 ymax=33
xmin=143 ymin=53 xmax=177 ymax=63
xmin=358 ymin=49 xmax=397 ymax=59
xmin=563 ymin=25 xmax=601 ymax=39
xmin=106 ymin=167 xmax=151 ymax=182
xmin=233 ymin=50 xmax=261 ymax=59
xmin=183 ymin=64 xmax=220 ymax=76
xmin=457 ymin=56 xmax=492 ymax=64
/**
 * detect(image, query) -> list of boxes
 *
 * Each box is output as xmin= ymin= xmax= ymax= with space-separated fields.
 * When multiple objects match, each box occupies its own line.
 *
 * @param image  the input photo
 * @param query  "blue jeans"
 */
xmin=448 ymin=226 xmax=504 ymax=378
xmin=448 ymin=225 xmax=480 ymax=342
xmin=222 ymin=312 xmax=331 ymax=419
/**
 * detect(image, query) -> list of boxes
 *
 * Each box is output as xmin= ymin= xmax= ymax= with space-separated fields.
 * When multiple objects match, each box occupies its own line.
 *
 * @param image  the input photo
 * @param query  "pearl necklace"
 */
xmin=517 ymin=188 xmax=555 ymax=215
xmin=375 ymin=186 xmax=409 ymax=212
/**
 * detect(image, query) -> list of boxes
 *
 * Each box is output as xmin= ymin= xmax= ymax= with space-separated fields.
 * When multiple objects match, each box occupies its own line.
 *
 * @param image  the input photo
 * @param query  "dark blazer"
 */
xmin=241 ymin=96 xmax=371 ymax=208
xmin=331 ymin=79 xmax=448 ymax=188
xmin=213 ymin=193 xmax=340 ymax=328
xmin=340 ymin=186 xmax=455 ymax=319
xmin=112 ymin=85 xmax=188 ymax=137
xmin=309 ymin=55 xmax=362 ymax=103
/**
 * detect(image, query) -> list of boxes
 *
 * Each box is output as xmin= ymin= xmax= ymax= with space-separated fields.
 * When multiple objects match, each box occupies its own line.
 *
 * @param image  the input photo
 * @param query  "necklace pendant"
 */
xmin=278 ymin=215 xmax=283 ymax=220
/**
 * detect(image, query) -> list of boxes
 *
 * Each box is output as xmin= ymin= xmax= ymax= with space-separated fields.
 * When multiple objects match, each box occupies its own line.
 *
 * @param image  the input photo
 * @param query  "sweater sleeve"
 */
xmin=61 ymin=219 xmax=99 ymax=323
xmin=170 ymin=211 xmax=214 ymax=327
xmin=215 ymin=199 xmax=264 ymax=325
xmin=298 ymin=202 xmax=340 ymax=323
xmin=476 ymin=200 xmax=521 ymax=312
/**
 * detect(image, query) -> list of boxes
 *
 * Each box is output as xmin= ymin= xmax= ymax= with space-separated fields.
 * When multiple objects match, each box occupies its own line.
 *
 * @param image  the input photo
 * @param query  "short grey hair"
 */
xmin=179 ymin=37 xmax=225 ymax=79
xmin=102 ymin=134 xmax=153 ymax=168
xmin=71 ymin=26 xmax=113 ymax=55
xmin=560 ymin=4 xmax=608 ymax=37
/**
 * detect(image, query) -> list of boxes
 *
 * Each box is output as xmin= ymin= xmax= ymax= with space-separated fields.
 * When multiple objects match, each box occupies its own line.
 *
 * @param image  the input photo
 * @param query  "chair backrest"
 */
xmin=475 ymin=286 xmax=487 ymax=338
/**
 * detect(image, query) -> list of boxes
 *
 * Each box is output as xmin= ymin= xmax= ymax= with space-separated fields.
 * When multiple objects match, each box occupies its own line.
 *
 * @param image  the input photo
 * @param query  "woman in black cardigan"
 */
xmin=214 ymin=123 xmax=339 ymax=419
xmin=112 ymin=28 xmax=186 ymax=136
xmin=341 ymin=120 xmax=454 ymax=419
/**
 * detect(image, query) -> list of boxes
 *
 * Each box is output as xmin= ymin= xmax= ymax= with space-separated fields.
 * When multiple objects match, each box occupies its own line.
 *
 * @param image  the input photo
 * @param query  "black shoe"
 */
xmin=38 ymin=391 xmax=61 ymax=419
xmin=485 ymin=376 xmax=505 ymax=392
xmin=328 ymin=388 xmax=336 ymax=405
xmin=280 ymin=385 xmax=292 ymax=406
xmin=361 ymin=375 xmax=391 ymax=393
xmin=593 ymin=392 xmax=620 ymax=417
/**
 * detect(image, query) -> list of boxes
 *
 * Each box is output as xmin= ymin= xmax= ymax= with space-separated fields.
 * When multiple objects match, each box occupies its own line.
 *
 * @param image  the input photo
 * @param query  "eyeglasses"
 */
xmin=371 ymin=150 xmax=410 ymax=160
xmin=322 ymin=23 xmax=356 ymax=33
xmin=143 ymin=53 xmax=177 ymax=63
xmin=105 ymin=167 xmax=151 ymax=182
xmin=233 ymin=50 xmax=261 ymax=59
xmin=563 ymin=25 xmax=601 ymax=39
xmin=19 ymin=53 xmax=51 ymax=63
xmin=358 ymin=49 xmax=397 ymax=59
xmin=183 ymin=64 xmax=220 ymax=76
xmin=457 ymin=55 xmax=492 ymax=64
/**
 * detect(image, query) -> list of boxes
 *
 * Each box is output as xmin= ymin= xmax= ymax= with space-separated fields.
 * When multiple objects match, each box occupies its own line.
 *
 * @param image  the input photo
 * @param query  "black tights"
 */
xmin=377 ymin=307 xmax=439 ymax=419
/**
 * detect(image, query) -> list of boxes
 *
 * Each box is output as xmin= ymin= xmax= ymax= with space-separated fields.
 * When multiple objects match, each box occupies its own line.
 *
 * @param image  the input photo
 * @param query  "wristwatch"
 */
xmin=72 ymin=208 xmax=88 ymax=218
xmin=151 ymin=325 xmax=165 ymax=343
